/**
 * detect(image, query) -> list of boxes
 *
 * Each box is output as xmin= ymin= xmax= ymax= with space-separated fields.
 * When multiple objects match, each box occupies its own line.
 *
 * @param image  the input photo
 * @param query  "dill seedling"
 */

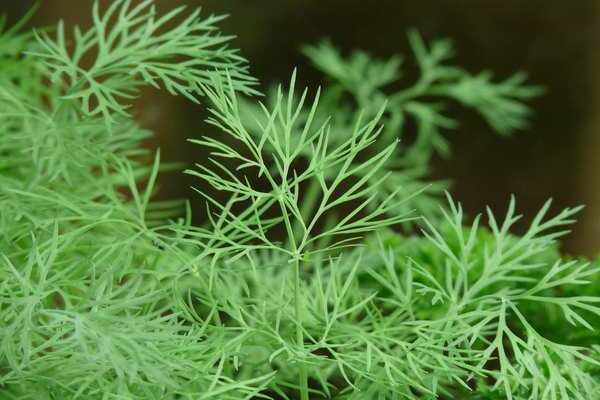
xmin=1 ymin=1 xmax=599 ymax=399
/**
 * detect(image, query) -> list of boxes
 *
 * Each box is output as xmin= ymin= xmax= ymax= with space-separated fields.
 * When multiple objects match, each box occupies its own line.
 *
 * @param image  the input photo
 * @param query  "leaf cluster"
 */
xmin=239 ymin=35 xmax=541 ymax=223
xmin=1 ymin=2 xmax=598 ymax=400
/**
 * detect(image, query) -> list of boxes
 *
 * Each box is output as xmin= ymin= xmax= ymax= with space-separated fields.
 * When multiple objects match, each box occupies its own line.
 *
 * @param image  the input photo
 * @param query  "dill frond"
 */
xmin=1 ymin=2 xmax=598 ymax=399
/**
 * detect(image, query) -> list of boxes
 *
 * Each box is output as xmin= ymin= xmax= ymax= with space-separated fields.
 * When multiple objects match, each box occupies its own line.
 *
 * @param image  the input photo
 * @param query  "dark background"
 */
xmin=3 ymin=0 xmax=600 ymax=256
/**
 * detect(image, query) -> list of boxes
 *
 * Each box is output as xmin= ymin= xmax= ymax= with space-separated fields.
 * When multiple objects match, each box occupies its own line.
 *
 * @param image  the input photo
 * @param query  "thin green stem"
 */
xmin=293 ymin=178 xmax=321 ymax=242
xmin=278 ymin=197 xmax=309 ymax=400
xmin=295 ymin=258 xmax=309 ymax=400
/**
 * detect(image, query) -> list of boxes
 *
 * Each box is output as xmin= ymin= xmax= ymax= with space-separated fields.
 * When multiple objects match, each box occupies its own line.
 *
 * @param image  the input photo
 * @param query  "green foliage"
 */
xmin=1 ymin=2 xmax=598 ymax=400
xmin=31 ymin=0 xmax=258 ymax=122
xmin=187 ymin=70 xmax=415 ymax=263
xmin=240 ymin=34 xmax=541 ymax=222
xmin=1 ymin=2 xmax=267 ymax=398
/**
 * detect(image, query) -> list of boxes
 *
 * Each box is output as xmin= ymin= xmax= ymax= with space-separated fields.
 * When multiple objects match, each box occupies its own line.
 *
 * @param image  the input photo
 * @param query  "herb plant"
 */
xmin=1 ymin=2 xmax=599 ymax=400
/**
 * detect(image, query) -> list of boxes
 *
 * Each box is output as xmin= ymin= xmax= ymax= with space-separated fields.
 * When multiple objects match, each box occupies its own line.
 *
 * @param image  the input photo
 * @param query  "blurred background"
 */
xmin=2 ymin=0 xmax=600 ymax=256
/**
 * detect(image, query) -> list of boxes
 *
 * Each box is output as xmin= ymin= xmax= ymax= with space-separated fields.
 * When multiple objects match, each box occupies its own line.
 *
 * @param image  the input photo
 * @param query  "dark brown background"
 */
xmin=3 ymin=0 xmax=600 ymax=256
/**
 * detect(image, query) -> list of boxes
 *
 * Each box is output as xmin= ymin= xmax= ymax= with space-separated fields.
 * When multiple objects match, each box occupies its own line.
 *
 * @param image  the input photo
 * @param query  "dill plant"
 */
xmin=1 ymin=1 xmax=599 ymax=400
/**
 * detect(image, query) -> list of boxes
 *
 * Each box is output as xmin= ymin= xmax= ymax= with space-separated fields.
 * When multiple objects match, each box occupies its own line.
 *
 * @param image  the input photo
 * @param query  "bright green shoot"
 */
xmin=187 ymin=71 xmax=418 ymax=399
xmin=187 ymin=71 xmax=417 ymax=263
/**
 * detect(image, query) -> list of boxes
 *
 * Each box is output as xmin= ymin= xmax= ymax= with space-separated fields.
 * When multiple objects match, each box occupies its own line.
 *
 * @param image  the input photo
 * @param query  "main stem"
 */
xmin=279 ymin=197 xmax=309 ymax=400
xmin=295 ymin=258 xmax=309 ymax=400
